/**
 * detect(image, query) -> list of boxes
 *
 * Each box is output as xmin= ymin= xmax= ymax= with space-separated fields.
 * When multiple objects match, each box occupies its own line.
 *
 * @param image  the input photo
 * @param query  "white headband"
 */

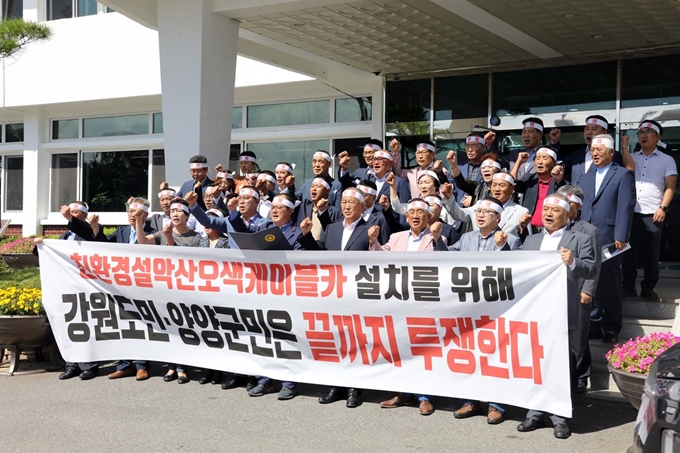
xmin=493 ymin=173 xmax=516 ymax=185
xmin=239 ymin=155 xmax=257 ymax=163
xmin=170 ymin=203 xmax=190 ymax=214
xmin=129 ymin=202 xmax=149 ymax=213
xmin=537 ymin=147 xmax=557 ymax=161
xmin=566 ymin=194 xmax=583 ymax=205
xmin=312 ymin=178 xmax=331 ymax=190
xmin=313 ymin=151 xmax=332 ymax=163
xmin=544 ymin=196 xmax=570 ymax=211
xmin=417 ymin=143 xmax=436 ymax=152
xmin=476 ymin=199 xmax=503 ymax=214
xmin=275 ymin=164 xmax=293 ymax=174
xmin=206 ymin=208 xmax=224 ymax=217
xmin=356 ymin=184 xmax=378 ymax=196
xmin=272 ymin=196 xmax=295 ymax=209
xmin=364 ymin=144 xmax=382 ymax=152
xmin=239 ymin=188 xmax=260 ymax=199
xmin=523 ymin=121 xmax=543 ymax=132
xmin=466 ymin=136 xmax=486 ymax=146
xmin=407 ymin=200 xmax=431 ymax=213
xmin=418 ymin=170 xmax=439 ymax=181
xmin=586 ymin=117 xmax=608 ymax=129
xmin=189 ymin=162 xmax=208 ymax=169
xmin=216 ymin=171 xmax=234 ymax=180
xmin=481 ymin=159 xmax=501 ymax=170
xmin=69 ymin=203 xmax=88 ymax=213
xmin=373 ymin=150 xmax=393 ymax=161
xmin=158 ymin=189 xmax=177 ymax=198
xmin=639 ymin=122 xmax=660 ymax=134
xmin=258 ymin=174 xmax=277 ymax=185
xmin=591 ymin=137 xmax=614 ymax=150
xmin=343 ymin=190 xmax=365 ymax=203
xmin=423 ymin=196 xmax=442 ymax=207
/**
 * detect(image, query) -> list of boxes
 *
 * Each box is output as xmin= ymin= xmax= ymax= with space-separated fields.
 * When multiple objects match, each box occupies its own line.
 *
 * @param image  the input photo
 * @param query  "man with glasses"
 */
xmin=622 ymin=120 xmax=677 ymax=300
xmin=337 ymin=139 xmax=384 ymax=183
xmin=389 ymin=139 xmax=449 ymax=198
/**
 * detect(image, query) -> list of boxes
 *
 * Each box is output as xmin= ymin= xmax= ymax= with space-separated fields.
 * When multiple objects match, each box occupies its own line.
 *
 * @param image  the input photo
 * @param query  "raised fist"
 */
xmin=494 ymin=231 xmax=508 ymax=247
xmin=338 ymin=150 xmax=350 ymax=171
xmin=184 ymin=191 xmax=198 ymax=207
xmin=367 ymin=225 xmax=380 ymax=245
xmin=378 ymin=194 xmax=390 ymax=211
xmin=300 ymin=218 xmax=313 ymax=236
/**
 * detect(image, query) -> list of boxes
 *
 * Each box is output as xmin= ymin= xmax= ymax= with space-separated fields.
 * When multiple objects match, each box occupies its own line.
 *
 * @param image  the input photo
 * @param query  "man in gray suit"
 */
xmin=516 ymin=193 xmax=597 ymax=439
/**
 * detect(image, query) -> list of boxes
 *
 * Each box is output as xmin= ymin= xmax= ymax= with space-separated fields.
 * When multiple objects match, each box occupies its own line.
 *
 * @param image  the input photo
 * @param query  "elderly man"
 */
xmin=622 ymin=120 xmax=677 ymax=300
xmin=507 ymin=118 xmax=554 ymax=180
xmin=516 ymin=193 xmax=597 ymax=439
xmin=337 ymin=139 xmax=383 ymax=182
xmin=296 ymin=150 xmax=343 ymax=209
xmin=579 ymin=134 xmax=635 ymax=343
xmin=441 ymin=172 xmax=529 ymax=237
xmin=293 ymin=175 xmax=341 ymax=239
xmin=389 ymin=139 xmax=449 ymax=198
xmin=557 ymin=185 xmax=602 ymax=393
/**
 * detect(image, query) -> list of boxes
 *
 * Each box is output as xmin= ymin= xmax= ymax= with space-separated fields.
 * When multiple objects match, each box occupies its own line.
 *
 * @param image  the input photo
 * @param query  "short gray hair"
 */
xmin=556 ymin=185 xmax=584 ymax=200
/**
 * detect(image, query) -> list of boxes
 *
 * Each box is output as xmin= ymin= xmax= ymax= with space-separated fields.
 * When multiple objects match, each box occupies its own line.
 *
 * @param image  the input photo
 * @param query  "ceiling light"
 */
xmin=342 ymin=42 xmax=353 ymax=46
xmin=461 ymin=49 xmax=474 ymax=54
xmin=422 ymin=32 xmax=438 ymax=37
xmin=562 ymin=14 xmax=577 ymax=18
xmin=376 ymin=11 xmax=393 ymax=17
xmin=591 ymin=34 xmax=605 ymax=38
xmin=292 ymin=23 xmax=306 ymax=27
xmin=569 ymin=108 xmax=579 ymax=111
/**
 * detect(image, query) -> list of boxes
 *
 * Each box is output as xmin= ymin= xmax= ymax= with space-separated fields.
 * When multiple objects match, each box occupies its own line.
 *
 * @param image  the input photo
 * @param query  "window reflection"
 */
xmin=247 ymin=101 xmax=329 ymax=128
xmin=246 ymin=140 xmax=329 ymax=181
xmin=82 ymin=150 xmax=149 ymax=212
xmin=83 ymin=114 xmax=149 ymax=138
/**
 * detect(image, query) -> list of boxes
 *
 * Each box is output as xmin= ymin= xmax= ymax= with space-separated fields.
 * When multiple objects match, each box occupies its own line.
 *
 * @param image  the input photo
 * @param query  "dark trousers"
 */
xmin=591 ymin=255 xmax=623 ymax=334
xmin=117 ymin=360 xmax=149 ymax=371
xmin=576 ymin=303 xmax=592 ymax=386
xmin=65 ymin=361 xmax=98 ymax=371
xmin=622 ymin=213 xmax=662 ymax=293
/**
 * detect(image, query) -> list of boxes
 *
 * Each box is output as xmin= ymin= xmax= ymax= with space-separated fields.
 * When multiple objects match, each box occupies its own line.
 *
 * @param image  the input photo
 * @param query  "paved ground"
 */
xmin=1 ymin=362 xmax=636 ymax=453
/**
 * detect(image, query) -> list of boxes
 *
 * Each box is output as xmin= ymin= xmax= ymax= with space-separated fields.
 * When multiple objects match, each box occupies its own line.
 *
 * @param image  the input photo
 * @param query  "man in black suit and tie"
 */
xmin=579 ymin=134 xmax=635 ymax=343
xmin=176 ymin=155 xmax=214 ymax=211
xmin=516 ymin=193 xmax=596 ymax=439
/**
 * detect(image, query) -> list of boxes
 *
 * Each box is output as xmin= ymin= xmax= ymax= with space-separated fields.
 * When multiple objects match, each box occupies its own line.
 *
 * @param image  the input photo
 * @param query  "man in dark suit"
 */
xmin=300 ymin=188 xmax=371 ymax=408
xmin=296 ymin=150 xmax=343 ymax=209
xmin=578 ymin=134 xmax=636 ymax=343
xmin=293 ymin=176 xmax=341 ymax=237
xmin=356 ymin=180 xmax=393 ymax=245
xmin=176 ymin=155 xmax=214 ymax=211
xmin=516 ymin=193 xmax=597 ymax=439
xmin=337 ymin=139 xmax=384 ymax=183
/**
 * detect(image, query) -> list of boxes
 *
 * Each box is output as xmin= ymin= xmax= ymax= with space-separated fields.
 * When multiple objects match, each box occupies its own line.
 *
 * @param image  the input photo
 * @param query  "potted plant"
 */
xmin=0 ymin=237 xmax=40 ymax=269
xmin=606 ymin=332 xmax=680 ymax=409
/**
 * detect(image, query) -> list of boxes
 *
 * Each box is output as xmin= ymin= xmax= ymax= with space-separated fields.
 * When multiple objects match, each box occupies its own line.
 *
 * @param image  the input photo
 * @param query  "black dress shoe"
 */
xmin=59 ymin=368 xmax=80 ymax=380
xmin=603 ymin=331 xmax=619 ymax=344
xmin=517 ymin=417 xmax=545 ymax=432
xmin=221 ymin=374 xmax=246 ymax=390
xmin=199 ymin=371 xmax=213 ymax=385
xmin=573 ymin=383 xmax=587 ymax=394
xmin=164 ymin=372 xmax=177 ymax=382
xmin=211 ymin=371 xmax=222 ymax=385
xmin=318 ymin=387 xmax=346 ymax=404
xmin=178 ymin=375 xmax=190 ymax=384
xmin=79 ymin=369 xmax=98 ymax=380
xmin=553 ymin=423 xmax=571 ymax=439
xmin=346 ymin=388 xmax=363 ymax=408
xmin=246 ymin=376 xmax=258 ymax=391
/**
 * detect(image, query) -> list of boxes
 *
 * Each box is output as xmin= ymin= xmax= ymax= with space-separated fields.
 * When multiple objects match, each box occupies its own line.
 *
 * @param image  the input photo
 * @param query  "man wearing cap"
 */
xmin=511 ymin=146 xmax=565 ymax=235
xmin=579 ymin=134 xmax=635 ymax=343
xmin=441 ymin=172 xmax=530 ymax=237
xmin=337 ymin=139 xmax=383 ymax=183
xmin=389 ymin=139 xmax=449 ymax=199
xmin=296 ymin=150 xmax=343 ymax=209
xmin=293 ymin=175 xmax=341 ymax=240
xmin=557 ymin=185 xmax=602 ymax=393
xmin=622 ymin=120 xmax=677 ymax=300
xmin=176 ymin=155 xmax=214 ymax=212
xmin=517 ymin=193 xmax=596 ymax=439
xmin=561 ymin=115 xmax=622 ymax=185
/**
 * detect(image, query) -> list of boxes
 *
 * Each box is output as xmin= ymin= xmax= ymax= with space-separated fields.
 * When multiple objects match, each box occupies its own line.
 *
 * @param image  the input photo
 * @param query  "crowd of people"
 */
xmin=47 ymin=116 xmax=677 ymax=440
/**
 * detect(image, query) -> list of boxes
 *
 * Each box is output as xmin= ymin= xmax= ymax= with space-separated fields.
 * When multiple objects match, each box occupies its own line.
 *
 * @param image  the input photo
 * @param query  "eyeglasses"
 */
xmin=269 ymin=205 xmax=288 ymax=211
xmin=475 ymin=210 xmax=496 ymax=217
xmin=415 ymin=150 xmax=433 ymax=156
xmin=636 ymin=129 xmax=655 ymax=136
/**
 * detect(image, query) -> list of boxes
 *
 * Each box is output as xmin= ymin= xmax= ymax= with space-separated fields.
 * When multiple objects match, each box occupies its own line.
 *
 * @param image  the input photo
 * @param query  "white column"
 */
xmin=371 ymin=76 xmax=385 ymax=142
xmin=157 ymin=0 xmax=239 ymax=189
xmin=22 ymin=107 xmax=49 ymax=236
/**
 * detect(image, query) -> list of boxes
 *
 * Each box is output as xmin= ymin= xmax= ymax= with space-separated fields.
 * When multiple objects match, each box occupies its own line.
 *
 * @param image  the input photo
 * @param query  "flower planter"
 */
xmin=1 ymin=253 xmax=39 ymax=269
xmin=0 ymin=315 xmax=54 ymax=375
xmin=608 ymin=364 xmax=646 ymax=410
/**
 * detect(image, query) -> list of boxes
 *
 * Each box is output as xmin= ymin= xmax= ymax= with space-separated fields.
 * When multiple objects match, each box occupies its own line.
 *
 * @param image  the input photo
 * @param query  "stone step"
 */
xmin=623 ymin=298 xmax=679 ymax=319
xmin=575 ymin=389 xmax=627 ymax=404
xmin=619 ymin=317 xmax=673 ymax=340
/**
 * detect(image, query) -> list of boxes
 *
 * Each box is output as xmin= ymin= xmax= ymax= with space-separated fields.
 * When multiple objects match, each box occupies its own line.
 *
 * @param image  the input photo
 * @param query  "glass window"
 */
xmin=246 ymin=140 xmax=329 ymax=182
xmin=386 ymin=79 xmax=431 ymax=123
xmin=153 ymin=113 xmax=163 ymax=134
xmin=493 ymin=62 xmax=617 ymax=116
xmin=2 ymin=0 xmax=23 ymax=19
xmin=82 ymin=150 xmax=149 ymax=212
xmin=4 ymin=156 xmax=23 ymax=211
xmin=52 ymin=119 xmax=79 ymax=139
xmin=83 ymin=114 xmax=149 ymax=138
xmin=77 ymin=0 xmax=96 ymax=16
xmin=50 ymin=153 xmax=78 ymax=211
xmin=622 ymin=55 xmax=680 ymax=108
xmin=5 ymin=123 xmax=23 ymax=142
xmin=435 ymin=74 xmax=488 ymax=121
xmin=232 ymin=106 xmax=243 ymax=129
xmin=247 ymin=101 xmax=330 ymax=128
xmin=150 ymin=149 xmax=165 ymax=212
xmin=48 ymin=0 xmax=72 ymax=20
xmin=335 ymin=97 xmax=372 ymax=122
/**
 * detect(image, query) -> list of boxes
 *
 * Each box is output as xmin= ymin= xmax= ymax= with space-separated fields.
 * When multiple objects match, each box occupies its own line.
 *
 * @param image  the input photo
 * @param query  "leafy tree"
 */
xmin=0 ymin=18 xmax=51 ymax=59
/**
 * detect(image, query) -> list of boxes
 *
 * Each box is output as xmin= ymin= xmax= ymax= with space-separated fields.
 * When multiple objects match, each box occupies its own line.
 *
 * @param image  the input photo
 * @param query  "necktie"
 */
xmin=311 ymin=208 xmax=323 ymax=240
xmin=129 ymin=229 xmax=137 ymax=244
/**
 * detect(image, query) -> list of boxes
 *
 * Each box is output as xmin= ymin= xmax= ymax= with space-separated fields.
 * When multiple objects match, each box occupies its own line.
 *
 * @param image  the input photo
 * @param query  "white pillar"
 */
xmin=156 ymin=0 xmax=239 ymax=189
xmin=371 ymin=76 xmax=385 ymax=142
xmin=22 ymin=107 xmax=49 ymax=236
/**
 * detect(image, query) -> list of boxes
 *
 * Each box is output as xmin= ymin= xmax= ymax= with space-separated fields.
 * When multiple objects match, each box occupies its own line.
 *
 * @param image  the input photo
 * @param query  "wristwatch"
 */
xmin=660 ymin=206 xmax=669 ymax=213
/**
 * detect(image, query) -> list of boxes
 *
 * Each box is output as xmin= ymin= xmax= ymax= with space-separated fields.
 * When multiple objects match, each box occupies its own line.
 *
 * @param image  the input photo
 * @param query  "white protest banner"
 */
xmin=38 ymin=240 xmax=571 ymax=416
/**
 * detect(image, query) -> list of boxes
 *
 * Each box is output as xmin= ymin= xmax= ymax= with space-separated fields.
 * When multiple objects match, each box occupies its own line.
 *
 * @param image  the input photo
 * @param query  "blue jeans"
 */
xmin=403 ymin=393 xmax=430 ymax=402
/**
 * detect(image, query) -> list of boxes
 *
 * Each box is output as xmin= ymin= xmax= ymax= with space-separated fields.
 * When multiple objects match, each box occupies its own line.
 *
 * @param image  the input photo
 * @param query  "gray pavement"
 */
xmin=2 ymin=363 xmax=637 ymax=453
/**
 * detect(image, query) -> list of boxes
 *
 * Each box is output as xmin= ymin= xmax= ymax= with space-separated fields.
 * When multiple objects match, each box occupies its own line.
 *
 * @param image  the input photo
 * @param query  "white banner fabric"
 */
xmin=38 ymin=239 xmax=571 ymax=417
